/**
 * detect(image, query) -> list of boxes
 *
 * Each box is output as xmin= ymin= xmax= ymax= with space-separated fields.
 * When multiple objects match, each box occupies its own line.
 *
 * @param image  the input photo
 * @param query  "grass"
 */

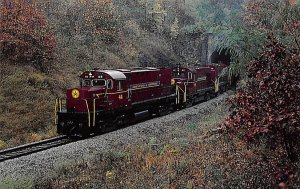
xmin=0 ymin=63 xmax=64 ymax=148
xmin=0 ymin=177 xmax=34 ymax=189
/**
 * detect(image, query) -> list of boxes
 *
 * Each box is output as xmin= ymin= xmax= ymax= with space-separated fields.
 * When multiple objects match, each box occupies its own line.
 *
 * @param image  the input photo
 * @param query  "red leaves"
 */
xmin=224 ymin=36 xmax=300 ymax=152
xmin=0 ymin=0 xmax=56 ymax=63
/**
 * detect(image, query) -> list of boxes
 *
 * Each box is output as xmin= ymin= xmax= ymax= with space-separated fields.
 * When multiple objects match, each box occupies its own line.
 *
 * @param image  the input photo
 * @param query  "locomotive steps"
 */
xmin=0 ymin=92 xmax=230 ymax=181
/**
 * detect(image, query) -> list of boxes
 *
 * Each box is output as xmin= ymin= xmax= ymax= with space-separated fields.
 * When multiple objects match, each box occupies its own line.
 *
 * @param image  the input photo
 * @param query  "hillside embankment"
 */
xmin=0 ymin=0 xmax=198 ymax=149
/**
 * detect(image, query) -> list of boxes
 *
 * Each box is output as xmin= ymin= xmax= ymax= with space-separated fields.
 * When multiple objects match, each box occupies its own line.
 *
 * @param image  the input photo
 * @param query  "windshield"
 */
xmin=81 ymin=79 xmax=92 ymax=87
xmin=81 ymin=79 xmax=106 ymax=87
xmin=172 ymin=71 xmax=187 ymax=78
xmin=92 ymin=79 xmax=106 ymax=86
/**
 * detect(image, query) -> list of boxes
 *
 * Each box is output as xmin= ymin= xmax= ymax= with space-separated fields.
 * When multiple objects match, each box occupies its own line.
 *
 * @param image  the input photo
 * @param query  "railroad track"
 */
xmin=0 ymin=135 xmax=72 ymax=162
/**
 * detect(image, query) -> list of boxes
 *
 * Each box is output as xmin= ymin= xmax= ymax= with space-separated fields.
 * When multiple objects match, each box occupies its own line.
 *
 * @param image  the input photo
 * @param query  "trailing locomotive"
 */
xmin=55 ymin=64 xmax=228 ymax=137
xmin=173 ymin=63 xmax=228 ymax=107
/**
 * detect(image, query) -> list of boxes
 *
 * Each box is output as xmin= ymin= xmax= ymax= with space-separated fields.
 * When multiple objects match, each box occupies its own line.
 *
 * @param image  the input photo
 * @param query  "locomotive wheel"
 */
xmin=79 ymin=123 xmax=90 ymax=138
xmin=157 ymin=105 xmax=171 ymax=116
xmin=101 ymin=114 xmax=124 ymax=133
xmin=205 ymin=93 xmax=211 ymax=101
xmin=185 ymin=99 xmax=194 ymax=108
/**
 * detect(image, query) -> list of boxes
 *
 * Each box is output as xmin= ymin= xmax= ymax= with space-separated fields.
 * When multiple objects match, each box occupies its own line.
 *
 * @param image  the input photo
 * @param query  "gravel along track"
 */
xmin=0 ymin=92 xmax=229 ymax=181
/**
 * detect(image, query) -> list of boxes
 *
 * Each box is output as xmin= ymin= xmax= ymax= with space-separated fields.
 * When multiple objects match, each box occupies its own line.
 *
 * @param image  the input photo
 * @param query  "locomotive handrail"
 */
xmin=214 ymin=78 xmax=220 ymax=93
xmin=59 ymin=98 xmax=62 ymax=112
xmin=85 ymin=99 xmax=91 ymax=127
xmin=93 ymin=98 xmax=96 ymax=127
xmin=175 ymin=85 xmax=179 ymax=104
xmin=96 ymin=90 xmax=129 ymax=97
xmin=55 ymin=98 xmax=65 ymax=124
xmin=55 ymin=98 xmax=58 ymax=124
xmin=184 ymin=83 xmax=187 ymax=103
xmin=176 ymin=84 xmax=187 ymax=104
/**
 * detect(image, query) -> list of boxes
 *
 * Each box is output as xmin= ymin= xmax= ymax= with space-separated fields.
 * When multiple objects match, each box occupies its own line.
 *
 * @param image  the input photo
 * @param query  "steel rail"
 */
xmin=0 ymin=135 xmax=72 ymax=162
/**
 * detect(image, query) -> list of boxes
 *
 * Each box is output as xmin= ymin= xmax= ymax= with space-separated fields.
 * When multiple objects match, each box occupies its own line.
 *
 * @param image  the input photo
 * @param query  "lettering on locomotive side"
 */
xmin=130 ymin=81 xmax=160 ymax=90
xmin=197 ymin=76 xmax=207 ymax=82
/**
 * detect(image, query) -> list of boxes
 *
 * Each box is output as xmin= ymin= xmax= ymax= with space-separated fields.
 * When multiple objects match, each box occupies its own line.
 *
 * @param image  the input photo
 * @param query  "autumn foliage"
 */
xmin=0 ymin=0 xmax=56 ymax=63
xmin=224 ymin=36 xmax=300 ymax=161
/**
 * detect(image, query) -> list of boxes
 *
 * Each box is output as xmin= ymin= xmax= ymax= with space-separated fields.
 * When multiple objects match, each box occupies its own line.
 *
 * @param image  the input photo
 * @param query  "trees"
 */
xmin=224 ymin=36 xmax=300 ymax=161
xmin=194 ymin=0 xmax=265 ymax=78
xmin=193 ymin=0 xmax=300 ymax=163
xmin=0 ymin=0 xmax=56 ymax=64
xmin=194 ymin=0 xmax=300 ymax=78
xmin=79 ymin=0 xmax=119 ymax=43
xmin=149 ymin=2 xmax=167 ymax=33
xmin=218 ymin=0 xmax=300 ymax=162
xmin=170 ymin=17 xmax=179 ymax=38
xmin=244 ymin=0 xmax=300 ymax=52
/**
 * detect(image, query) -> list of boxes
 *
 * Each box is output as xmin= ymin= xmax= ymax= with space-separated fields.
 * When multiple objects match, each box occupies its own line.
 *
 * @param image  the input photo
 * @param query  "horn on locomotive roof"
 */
xmin=176 ymin=63 xmax=181 ymax=67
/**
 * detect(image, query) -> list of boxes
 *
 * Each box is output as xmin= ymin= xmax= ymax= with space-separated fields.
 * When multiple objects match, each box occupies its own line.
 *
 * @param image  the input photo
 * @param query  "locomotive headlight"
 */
xmin=72 ymin=89 xmax=80 ymax=99
xmin=171 ymin=79 xmax=176 ymax=85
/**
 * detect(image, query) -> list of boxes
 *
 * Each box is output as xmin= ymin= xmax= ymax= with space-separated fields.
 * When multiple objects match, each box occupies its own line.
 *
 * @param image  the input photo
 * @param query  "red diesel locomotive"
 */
xmin=56 ymin=67 xmax=175 ymax=136
xmin=55 ymin=64 xmax=228 ymax=137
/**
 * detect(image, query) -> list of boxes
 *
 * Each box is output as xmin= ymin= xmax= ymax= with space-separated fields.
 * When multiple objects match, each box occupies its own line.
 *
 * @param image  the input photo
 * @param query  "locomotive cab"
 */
xmin=66 ymin=70 xmax=128 ymax=113
xmin=172 ymin=65 xmax=195 ymax=82
xmin=171 ymin=64 xmax=221 ymax=106
xmin=57 ymin=69 xmax=129 ymax=136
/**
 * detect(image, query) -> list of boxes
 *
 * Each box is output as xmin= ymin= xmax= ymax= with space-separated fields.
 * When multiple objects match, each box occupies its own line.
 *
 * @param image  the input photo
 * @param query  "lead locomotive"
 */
xmin=56 ymin=64 xmax=228 ymax=137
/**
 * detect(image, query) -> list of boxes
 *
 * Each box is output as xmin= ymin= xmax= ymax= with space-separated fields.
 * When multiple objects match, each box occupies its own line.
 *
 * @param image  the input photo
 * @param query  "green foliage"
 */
xmin=53 ymin=160 xmax=76 ymax=177
xmin=244 ymin=0 xmax=300 ymax=51
xmin=186 ymin=180 xmax=194 ymax=189
xmin=149 ymin=2 xmax=167 ymax=32
xmin=0 ymin=140 xmax=7 ymax=150
xmin=107 ymin=150 xmax=127 ymax=161
xmin=170 ymin=17 xmax=179 ymax=38
xmin=187 ymin=122 xmax=197 ymax=130
xmin=193 ymin=0 xmax=300 ymax=79
xmin=193 ymin=0 xmax=266 ymax=78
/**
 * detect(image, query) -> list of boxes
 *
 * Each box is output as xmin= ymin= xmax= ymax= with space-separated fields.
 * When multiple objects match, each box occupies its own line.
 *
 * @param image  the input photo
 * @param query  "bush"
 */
xmin=224 ymin=36 xmax=300 ymax=161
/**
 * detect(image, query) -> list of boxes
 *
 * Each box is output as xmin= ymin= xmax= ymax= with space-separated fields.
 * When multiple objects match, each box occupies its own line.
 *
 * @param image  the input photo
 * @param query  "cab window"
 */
xmin=117 ymin=81 xmax=123 ymax=91
xmin=107 ymin=79 xmax=113 ymax=89
xmin=92 ymin=79 xmax=106 ymax=86
xmin=81 ymin=79 xmax=91 ymax=87
xmin=188 ymin=72 xmax=193 ymax=80
xmin=172 ymin=71 xmax=187 ymax=78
